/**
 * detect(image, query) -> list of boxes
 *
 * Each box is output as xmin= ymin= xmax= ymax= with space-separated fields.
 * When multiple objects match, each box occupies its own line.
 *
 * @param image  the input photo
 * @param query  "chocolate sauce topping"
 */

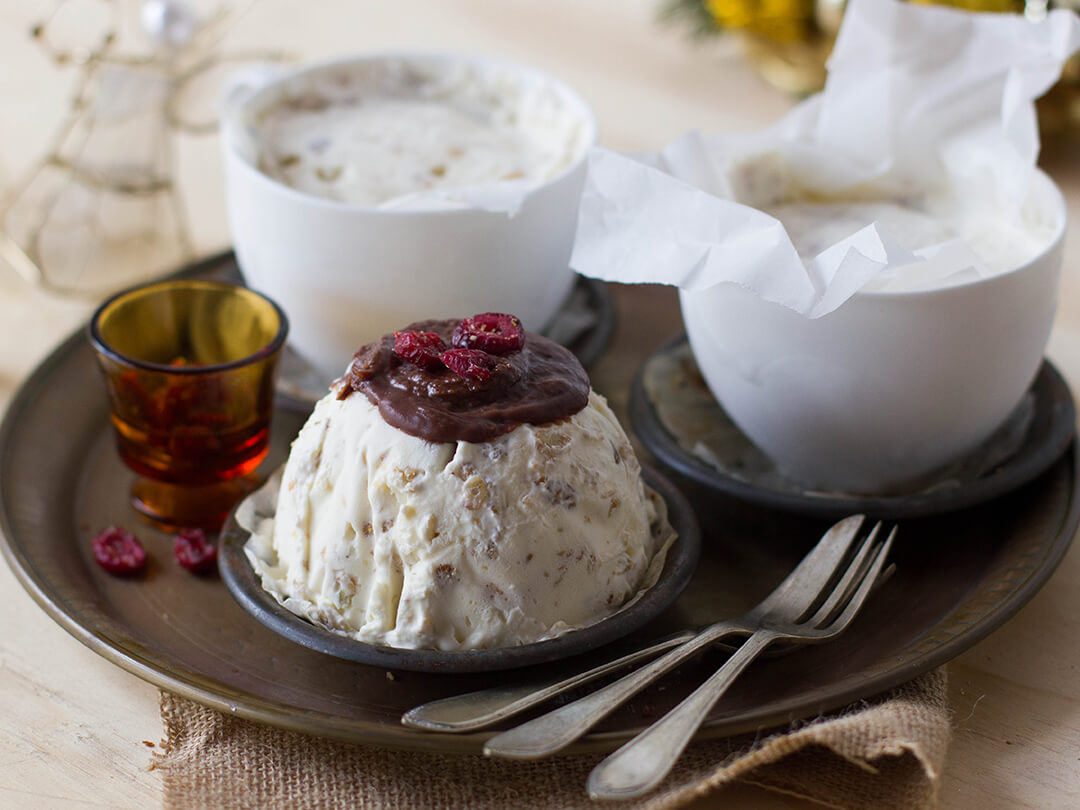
xmin=338 ymin=319 xmax=590 ymax=444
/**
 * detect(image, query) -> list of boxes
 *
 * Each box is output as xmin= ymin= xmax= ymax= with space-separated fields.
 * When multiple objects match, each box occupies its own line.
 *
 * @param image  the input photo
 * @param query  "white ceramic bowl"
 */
xmin=680 ymin=169 xmax=1067 ymax=494
xmin=221 ymin=53 xmax=596 ymax=380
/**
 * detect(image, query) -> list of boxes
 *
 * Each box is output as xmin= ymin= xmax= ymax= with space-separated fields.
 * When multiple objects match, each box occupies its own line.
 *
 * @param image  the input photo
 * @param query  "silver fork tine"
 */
xmin=586 ymin=525 xmax=896 ymax=799
xmin=482 ymin=515 xmax=867 ymax=759
xmin=805 ymin=521 xmax=882 ymax=626
xmin=757 ymin=514 xmax=866 ymax=614
xmin=819 ymin=525 xmax=896 ymax=634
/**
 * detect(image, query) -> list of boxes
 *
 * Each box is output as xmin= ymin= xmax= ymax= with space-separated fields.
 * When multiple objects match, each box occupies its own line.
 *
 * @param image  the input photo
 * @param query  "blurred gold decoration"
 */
xmin=0 ymin=0 xmax=286 ymax=298
xmin=704 ymin=0 xmax=817 ymax=42
xmin=662 ymin=0 xmax=1080 ymax=125
xmin=909 ymin=0 xmax=1023 ymax=9
xmin=661 ymin=0 xmax=834 ymax=94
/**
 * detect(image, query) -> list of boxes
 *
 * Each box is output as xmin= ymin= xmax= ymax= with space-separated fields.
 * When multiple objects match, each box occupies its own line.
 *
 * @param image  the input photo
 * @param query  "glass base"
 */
xmin=131 ymin=474 xmax=260 ymax=531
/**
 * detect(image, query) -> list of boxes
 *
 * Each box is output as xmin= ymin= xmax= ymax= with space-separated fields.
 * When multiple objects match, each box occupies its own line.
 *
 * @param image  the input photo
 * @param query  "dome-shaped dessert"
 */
xmin=246 ymin=315 xmax=674 ymax=650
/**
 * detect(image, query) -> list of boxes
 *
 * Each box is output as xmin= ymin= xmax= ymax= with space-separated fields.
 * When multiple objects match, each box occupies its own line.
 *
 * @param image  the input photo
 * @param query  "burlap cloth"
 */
xmin=151 ymin=667 xmax=950 ymax=810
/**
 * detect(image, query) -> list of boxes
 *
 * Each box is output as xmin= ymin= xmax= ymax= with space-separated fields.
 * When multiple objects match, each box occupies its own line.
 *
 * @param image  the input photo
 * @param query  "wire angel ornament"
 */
xmin=0 ymin=0 xmax=284 ymax=297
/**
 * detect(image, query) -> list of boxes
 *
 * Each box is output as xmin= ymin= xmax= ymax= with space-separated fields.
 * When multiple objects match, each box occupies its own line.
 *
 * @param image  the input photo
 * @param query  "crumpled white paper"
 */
xmin=570 ymin=0 xmax=1080 ymax=317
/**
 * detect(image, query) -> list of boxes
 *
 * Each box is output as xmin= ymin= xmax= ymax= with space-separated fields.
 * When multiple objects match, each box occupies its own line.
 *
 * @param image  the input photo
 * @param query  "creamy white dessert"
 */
xmin=251 ymin=59 xmax=589 ymax=208
xmin=244 ymin=317 xmax=672 ymax=651
xmin=764 ymin=197 xmax=1055 ymax=291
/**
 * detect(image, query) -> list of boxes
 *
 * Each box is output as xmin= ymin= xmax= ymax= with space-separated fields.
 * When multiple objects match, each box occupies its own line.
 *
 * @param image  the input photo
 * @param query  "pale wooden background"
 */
xmin=1 ymin=1 xmax=1079 ymax=807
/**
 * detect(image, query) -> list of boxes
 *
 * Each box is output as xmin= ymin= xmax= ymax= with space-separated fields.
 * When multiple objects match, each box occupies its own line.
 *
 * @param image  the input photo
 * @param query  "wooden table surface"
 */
xmin=2 ymin=1 xmax=1079 ymax=807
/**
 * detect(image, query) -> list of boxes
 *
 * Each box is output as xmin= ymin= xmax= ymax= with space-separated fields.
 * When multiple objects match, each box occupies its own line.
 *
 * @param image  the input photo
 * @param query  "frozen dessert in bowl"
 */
xmin=238 ymin=314 xmax=678 ymax=652
xmin=673 ymin=164 xmax=1066 ymax=493
xmin=570 ymin=0 xmax=1080 ymax=494
xmin=221 ymin=53 xmax=596 ymax=381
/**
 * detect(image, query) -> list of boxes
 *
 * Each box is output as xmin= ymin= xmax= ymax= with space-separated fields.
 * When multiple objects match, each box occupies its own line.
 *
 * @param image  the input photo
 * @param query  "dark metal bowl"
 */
xmin=218 ymin=466 xmax=701 ymax=673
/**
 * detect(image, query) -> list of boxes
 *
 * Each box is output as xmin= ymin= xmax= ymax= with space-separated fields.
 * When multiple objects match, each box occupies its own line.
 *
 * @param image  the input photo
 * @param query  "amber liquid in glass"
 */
xmin=91 ymin=280 xmax=286 ymax=530
xmin=108 ymin=366 xmax=271 ymax=485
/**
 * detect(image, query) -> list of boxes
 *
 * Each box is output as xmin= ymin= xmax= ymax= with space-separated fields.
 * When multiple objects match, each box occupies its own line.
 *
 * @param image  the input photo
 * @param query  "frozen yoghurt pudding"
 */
xmin=760 ymin=194 xmax=1057 ymax=293
xmin=245 ymin=314 xmax=673 ymax=651
xmin=725 ymin=152 xmax=1058 ymax=294
xmin=249 ymin=58 xmax=590 ymax=208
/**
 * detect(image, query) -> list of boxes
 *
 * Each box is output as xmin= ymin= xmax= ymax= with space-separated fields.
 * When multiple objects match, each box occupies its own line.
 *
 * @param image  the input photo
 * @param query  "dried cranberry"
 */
xmin=441 ymin=348 xmax=496 ymax=382
xmin=451 ymin=313 xmax=524 ymax=355
xmin=174 ymin=528 xmax=217 ymax=574
xmin=393 ymin=330 xmax=447 ymax=371
xmin=92 ymin=527 xmax=147 ymax=576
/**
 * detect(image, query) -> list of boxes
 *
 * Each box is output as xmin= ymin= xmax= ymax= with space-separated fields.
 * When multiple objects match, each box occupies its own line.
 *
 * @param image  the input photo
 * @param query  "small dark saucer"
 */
xmin=218 ymin=465 xmax=700 ymax=674
xmin=630 ymin=336 xmax=1076 ymax=520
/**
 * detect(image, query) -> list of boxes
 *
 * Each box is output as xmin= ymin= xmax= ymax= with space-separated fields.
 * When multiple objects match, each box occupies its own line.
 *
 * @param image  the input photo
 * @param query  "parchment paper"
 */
xmin=571 ymin=0 xmax=1080 ymax=316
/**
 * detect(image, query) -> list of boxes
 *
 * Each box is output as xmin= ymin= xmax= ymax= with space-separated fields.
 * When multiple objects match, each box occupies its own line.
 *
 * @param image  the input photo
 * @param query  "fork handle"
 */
xmin=483 ymin=620 xmax=746 ymax=759
xmin=587 ymin=630 xmax=776 ymax=799
xmin=402 ymin=630 xmax=696 ymax=732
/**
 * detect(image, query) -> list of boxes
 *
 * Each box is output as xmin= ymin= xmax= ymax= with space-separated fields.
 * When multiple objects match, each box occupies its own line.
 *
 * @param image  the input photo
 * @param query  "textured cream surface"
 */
xmin=247 ymin=387 xmax=664 ymax=650
xmin=253 ymin=59 xmax=588 ymax=207
xmin=764 ymin=198 xmax=1055 ymax=285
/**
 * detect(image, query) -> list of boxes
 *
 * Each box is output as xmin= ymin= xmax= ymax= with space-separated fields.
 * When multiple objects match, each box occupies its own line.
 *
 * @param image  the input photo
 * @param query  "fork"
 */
xmin=402 ymin=515 xmax=885 ymax=735
xmin=482 ymin=516 xmax=894 ymax=775
xmin=401 ymin=627 xmax=698 ymax=733
xmin=585 ymin=519 xmax=895 ymax=798
xmin=404 ymin=515 xmax=866 ymax=734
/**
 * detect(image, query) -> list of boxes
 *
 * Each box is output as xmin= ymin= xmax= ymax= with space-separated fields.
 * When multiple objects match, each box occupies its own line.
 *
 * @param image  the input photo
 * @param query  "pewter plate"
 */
xmin=218 ymin=466 xmax=701 ymax=674
xmin=631 ymin=336 xmax=1077 ymax=520
xmin=1 ymin=315 xmax=1078 ymax=754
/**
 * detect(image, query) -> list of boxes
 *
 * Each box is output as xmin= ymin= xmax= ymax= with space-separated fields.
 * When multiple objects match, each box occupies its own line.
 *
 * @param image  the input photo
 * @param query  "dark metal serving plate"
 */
xmin=218 ymin=466 xmax=700 ymax=674
xmin=631 ymin=335 xmax=1077 ymax=520
xmin=1 ymin=308 xmax=1079 ymax=754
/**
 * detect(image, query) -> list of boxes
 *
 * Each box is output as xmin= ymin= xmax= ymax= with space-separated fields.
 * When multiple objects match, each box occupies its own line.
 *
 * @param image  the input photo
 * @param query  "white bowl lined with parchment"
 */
xmin=569 ymin=0 xmax=1080 ymax=494
xmin=680 ymin=170 xmax=1066 ymax=493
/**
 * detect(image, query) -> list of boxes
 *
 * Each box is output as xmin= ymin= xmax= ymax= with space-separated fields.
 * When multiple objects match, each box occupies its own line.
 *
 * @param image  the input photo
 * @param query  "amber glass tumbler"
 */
xmin=89 ymin=280 xmax=288 ymax=529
